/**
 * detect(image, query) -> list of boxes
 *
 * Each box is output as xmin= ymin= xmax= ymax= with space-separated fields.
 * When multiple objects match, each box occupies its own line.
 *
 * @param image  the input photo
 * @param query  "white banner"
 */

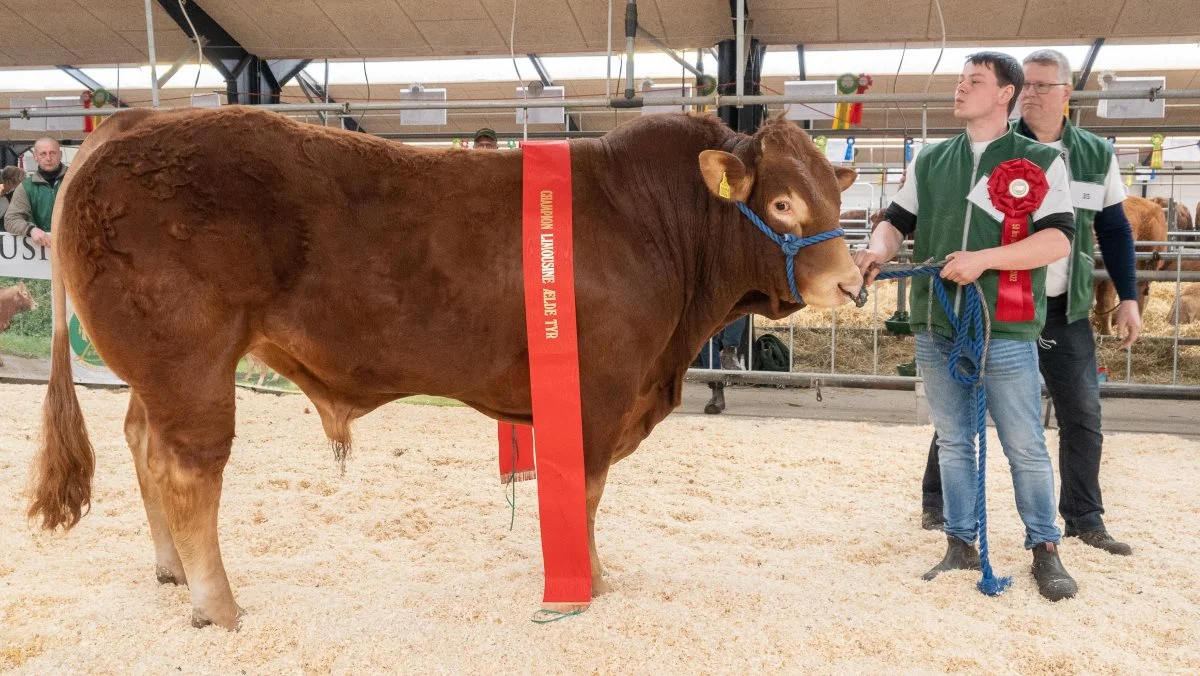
xmin=0 ymin=233 xmax=125 ymax=386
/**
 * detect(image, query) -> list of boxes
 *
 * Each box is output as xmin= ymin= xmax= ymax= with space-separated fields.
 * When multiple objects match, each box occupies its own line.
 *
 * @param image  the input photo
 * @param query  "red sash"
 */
xmin=986 ymin=159 xmax=1049 ymax=322
xmin=519 ymin=141 xmax=591 ymax=607
xmin=497 ymin=422 xmax=535 ymax=482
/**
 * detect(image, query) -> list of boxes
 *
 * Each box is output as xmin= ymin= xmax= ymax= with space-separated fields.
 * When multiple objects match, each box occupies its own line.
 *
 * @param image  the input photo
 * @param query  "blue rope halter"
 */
xmin=875 ymin=264 xmax=1012 ymax=597
xmin=735 ymin=201 xmax=845 ymax=304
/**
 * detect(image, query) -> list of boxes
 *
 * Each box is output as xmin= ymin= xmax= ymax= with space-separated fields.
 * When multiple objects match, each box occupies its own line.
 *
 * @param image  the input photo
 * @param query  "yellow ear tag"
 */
xmin=718 ymin=172 xmax=732 ymax=199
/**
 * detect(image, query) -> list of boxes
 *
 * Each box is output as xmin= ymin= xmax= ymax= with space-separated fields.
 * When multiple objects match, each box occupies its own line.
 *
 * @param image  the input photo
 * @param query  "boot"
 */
xmin=1073 ymin=529 xmax=1133 ymax=556
xmin=704 ymin=382 xmax=725 ymax=415
xmin=719 ymin=345 xmax=744 ymax=371
xmin=921 ymin=507 xmax=945 ymax=531
xmin=923 ymin=535 xmax=981 ymax=581
xmin=1031 ymin=542 xmax=1078 ymax=601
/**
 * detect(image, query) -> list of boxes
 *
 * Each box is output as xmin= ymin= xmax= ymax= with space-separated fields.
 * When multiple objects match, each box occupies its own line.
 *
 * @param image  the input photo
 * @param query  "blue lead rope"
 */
xmin=735 ymin=196 xmax=1008 ymax=594
xmin=735 ymin=201 xmax=845 ymax=304
xmin=875 ymin=265 xmax=1012 ymax=597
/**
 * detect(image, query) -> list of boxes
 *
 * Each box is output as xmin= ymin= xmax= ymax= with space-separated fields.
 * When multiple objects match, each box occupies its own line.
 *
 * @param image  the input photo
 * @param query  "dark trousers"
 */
xmin=923 ymin=296 xmax=1108 ymax=533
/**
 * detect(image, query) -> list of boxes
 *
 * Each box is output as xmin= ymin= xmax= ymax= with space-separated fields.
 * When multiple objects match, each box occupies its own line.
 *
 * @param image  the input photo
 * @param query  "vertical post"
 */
xmin=796 ymin=43 xmax=811 ymax=131
xmin=144 ymin=0 xmax=160 ymax=107
xmin=829 ymin=308 xmax=836 ymax=374
xmin=788 ymin=313 xmax=795 ymax=373
xmin=872 ymin=283 xmax=879 ymax=375
xmin=735 ymin=0 xmax=744 ymax=108
xmin=1173 ymin=248 xmax=1182 ymax=384
xmin=623 ymin=0 xmax=637 ymax=99
xmin=606 ymin=0 xmax=613 ymax=99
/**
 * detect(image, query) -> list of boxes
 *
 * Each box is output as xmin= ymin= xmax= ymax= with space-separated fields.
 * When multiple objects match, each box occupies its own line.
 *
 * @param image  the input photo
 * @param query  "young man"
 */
xmin=920 ymin=50 xmax=1140 ymax=557
xmin=855 ymin=52 xmax=1079 ymax=601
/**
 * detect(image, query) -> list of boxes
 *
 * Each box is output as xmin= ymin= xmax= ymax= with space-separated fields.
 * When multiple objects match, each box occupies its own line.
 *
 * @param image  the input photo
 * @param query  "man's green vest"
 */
xmin=1014 ymin=119 xmax=1114 ymax=323
xmin=910 ymin=127 xmax=1067 ymax=342
xmin=22 ymin=172 xmax=63 ymax=231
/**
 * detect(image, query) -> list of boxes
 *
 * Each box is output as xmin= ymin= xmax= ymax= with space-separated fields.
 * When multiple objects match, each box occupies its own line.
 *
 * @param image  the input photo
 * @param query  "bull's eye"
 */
xmin=774 ymin=200 xmax=790 ymax=213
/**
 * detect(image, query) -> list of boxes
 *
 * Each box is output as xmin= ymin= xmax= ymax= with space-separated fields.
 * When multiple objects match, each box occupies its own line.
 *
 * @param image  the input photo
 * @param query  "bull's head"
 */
xmin=698 ymin=116 xmax=865 ymax=308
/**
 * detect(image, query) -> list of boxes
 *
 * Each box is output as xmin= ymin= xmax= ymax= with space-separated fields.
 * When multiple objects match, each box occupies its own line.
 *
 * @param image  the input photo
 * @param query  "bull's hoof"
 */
xmin=156 ymin=566 xmax=186 ymax=586
xmin=592 ymin=575 xmax=612 ymax=596
xmin=190 ymin=605 xmax=245 ymax=631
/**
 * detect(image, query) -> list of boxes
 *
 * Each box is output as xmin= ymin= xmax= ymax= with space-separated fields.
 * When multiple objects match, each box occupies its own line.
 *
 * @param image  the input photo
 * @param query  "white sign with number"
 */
xmin=1070 ymin=181 xmax=1105 ymax=211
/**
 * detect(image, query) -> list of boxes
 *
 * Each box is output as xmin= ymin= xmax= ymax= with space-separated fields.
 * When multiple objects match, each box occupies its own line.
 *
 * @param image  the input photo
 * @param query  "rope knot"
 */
xmin=779 ymin=235 xmax=803 ymax=257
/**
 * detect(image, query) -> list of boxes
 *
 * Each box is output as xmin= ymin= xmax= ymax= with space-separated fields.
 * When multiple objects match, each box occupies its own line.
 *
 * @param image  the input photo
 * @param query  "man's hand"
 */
xmin=940 ymin=250 xmax=993 ymax=285
xmin=29 ymin=228 xmax=50 ymax=248
xmin=1113 ymin=299 xmax=1142 ymax=349
xmin=853 ymin=249 xmax=887 ymax=285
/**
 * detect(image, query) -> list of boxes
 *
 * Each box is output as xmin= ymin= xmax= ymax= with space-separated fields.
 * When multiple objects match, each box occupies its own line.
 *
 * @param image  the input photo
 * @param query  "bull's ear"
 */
xmin=699 ymin=150 xmax=752 ymax=202
xmin=835 ymin=167 xmax=857 ymax=192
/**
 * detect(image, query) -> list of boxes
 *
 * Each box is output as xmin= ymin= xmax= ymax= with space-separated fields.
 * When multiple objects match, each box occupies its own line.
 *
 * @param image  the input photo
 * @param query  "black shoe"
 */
xmin=704 ymin=383 xmax=725 ymax=415
xmin=923 ymin=535 xmax=981 ymax=581
xmin=1075 ymin=529 xmax=1133 ymax=556
xmin=1031 ymin=542 xmax=1078 ymax=601
xmin=921 ymin=508 xmax=945 ymax=531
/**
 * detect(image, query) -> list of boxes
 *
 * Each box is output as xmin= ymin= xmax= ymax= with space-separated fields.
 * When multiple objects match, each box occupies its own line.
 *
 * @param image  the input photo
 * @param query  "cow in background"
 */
xmin=1168 ymin=285 xmax=1200 ymax=325
xmin=1150 ymin=197 xmax=1194 ymax=231
xmin=242 ymin=353 xmax=277 ymax=387
xmin=0 ymin=281 xmax=38 ymax=367
xmin=1094 ymin=195 xmax=1168 ymax=335
xmin=838 ymin=208 xmax=887 ymax=229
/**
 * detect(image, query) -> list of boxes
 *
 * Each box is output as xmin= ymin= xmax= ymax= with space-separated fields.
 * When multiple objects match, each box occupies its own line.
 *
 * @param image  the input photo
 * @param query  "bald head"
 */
xmin=32 ymin=137 xmax=62 ymax=173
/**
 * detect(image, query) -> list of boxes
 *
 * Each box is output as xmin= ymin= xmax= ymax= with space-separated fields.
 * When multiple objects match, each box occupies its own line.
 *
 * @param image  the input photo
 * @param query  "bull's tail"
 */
xmin=27 ymin=245 xmax=95 ymax=530
xmin=21 ymin=112 xmax=154 ymax=530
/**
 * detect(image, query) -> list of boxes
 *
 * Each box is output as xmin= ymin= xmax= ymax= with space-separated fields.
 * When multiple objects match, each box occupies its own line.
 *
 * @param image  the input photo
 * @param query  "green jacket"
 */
xmin=910 ymin=128 xmax=1071 ymax=342
xmin=1014 ymin=118 xmax=1114 ymax=323
xmin=3 ymin=168 xmax=65 ymax=236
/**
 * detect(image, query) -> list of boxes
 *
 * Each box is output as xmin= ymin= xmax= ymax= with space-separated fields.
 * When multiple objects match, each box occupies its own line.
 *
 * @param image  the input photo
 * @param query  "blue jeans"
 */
xmin=916 ymin=332 xmax=1061 ymax=550
xmin=698 ymin=314 xmax=748 ymax=369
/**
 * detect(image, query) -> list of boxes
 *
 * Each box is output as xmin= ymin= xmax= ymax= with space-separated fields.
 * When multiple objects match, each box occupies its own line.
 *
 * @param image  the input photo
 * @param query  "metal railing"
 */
xmin=689 ymin=238 xmax=1200 ymax=399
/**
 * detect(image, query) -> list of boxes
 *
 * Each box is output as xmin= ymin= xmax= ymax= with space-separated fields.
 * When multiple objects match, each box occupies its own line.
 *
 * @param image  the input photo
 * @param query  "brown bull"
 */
xmin=29 ymin=107 xmax=863 ymax=630
xmin=1094 ymin=195 xmax=1167 ymax=335
xmin=1149 ymin=196 xmax=1193 ymax=231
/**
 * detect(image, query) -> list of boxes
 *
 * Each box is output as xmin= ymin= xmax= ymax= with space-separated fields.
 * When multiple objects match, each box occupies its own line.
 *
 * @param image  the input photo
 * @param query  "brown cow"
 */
xmin=1168 ymin=285 xmax=1200 ymax=324
xmin=838 ymin=208 xmax=887 ymax=228
xmin=1150 ymin=196 xmax=1193 ymax=231
xmin=1094 ymin=195 xmax=1167 ymax=335
xmin=0 ymin=281 xmax=37 ymax=366
xmin=242 ymin=353 xmax=277 ymax=387
xmin=28 ymin=107 xmax=864 ymax=630
xmin=0 ymin=280 xmax=36 ymax=332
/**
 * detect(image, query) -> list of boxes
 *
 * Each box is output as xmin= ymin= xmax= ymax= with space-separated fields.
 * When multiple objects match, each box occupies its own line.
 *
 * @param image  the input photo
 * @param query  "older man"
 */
xmin=4 ymin=137 xmax=66 ymax=248
xmin=920 ymin=49 xmax=1139 ymax=558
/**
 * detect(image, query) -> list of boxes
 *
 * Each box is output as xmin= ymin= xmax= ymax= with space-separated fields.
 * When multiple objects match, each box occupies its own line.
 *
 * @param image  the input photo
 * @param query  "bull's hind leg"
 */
xmin=141 ymin=376 xmax=243 ymax=630
xmin=125 ymin=393 xmax=186 ymax=585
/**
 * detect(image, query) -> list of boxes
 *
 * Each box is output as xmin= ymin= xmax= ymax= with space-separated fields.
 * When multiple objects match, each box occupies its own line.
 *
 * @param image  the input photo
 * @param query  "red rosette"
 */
xmin=986 ymin=158 xmax=1049 ymax=322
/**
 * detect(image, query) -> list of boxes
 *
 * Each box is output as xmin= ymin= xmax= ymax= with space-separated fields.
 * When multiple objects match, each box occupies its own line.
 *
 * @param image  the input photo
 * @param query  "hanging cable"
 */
xmin=178 ymin=0 xmax=203 ymax=96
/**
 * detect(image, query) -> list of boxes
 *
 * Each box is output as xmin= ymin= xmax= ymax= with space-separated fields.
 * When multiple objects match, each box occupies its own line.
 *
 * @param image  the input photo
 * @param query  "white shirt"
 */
xmin=1043 ymin=139 xmax=1127 ymax=296
xmin=889 ymin=138 xmax=1075 ymax=228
